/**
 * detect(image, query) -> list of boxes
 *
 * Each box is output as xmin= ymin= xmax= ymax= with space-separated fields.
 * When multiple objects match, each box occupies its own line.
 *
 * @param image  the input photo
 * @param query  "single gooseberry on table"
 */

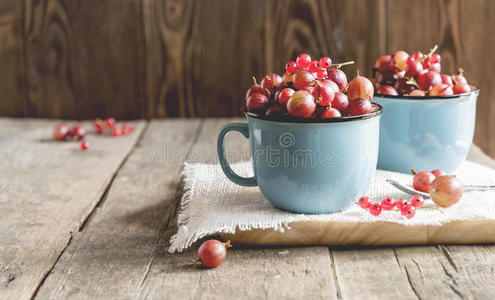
xmin=197 ymin=240 xmax=232 ymax=268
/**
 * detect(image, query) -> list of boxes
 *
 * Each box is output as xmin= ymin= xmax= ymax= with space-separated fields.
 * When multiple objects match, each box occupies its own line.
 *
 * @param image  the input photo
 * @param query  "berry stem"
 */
xmin=223 ymin=240 xmax=233 ymax=248
xmin=252 ymin=76 xmax=257 ymax=85
xmin=331 ymin=61 xmax=355 ymax=68
xmin=421 ymin=205 xmax=444 ymax=213
xmin=423 ymin=45 xmax=438 ymax=60
xmin=410 ymin=168 xmax=417 ymax=175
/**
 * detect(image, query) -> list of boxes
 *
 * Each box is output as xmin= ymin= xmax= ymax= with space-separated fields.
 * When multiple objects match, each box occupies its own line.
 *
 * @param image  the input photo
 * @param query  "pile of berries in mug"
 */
xmin=245 ymin=53 xmax=377 ymax=119
xmin=373 ymin=45 xmax=473 ymax=96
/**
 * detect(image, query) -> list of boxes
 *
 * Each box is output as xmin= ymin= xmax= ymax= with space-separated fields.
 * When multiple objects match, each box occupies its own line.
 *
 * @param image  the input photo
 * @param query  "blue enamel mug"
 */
xmin=217 ymin=106 xmax=382 ymax=214
xmin=374 ymin=87 xmax=479 ymax=174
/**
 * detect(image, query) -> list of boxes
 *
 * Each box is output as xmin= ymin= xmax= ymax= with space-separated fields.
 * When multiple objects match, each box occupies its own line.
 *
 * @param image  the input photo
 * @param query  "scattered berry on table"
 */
xmin=80 ymin=141 xmax=90 ymax=151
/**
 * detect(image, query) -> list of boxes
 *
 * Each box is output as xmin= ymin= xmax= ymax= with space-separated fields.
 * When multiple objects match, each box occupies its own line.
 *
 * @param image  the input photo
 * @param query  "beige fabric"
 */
xmin=169 ymin=161 xmax=495 ymax=253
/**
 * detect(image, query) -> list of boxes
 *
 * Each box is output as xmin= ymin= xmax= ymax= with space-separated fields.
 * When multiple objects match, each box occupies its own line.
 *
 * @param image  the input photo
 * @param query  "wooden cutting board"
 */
xmin=222 ymin=146 xmax=495 ymax=247
xmin=222 ymin=218 xmax=495 ymax=246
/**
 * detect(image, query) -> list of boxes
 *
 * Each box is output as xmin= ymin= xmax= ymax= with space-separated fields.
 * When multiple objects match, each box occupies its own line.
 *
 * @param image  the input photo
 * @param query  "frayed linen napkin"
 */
xmin=169 ymin=161 xmax=495 ymax=253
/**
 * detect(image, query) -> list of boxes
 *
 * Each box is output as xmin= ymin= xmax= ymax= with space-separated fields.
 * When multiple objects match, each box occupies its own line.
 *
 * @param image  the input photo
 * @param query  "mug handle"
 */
xmin=217 ymin=123 xmax=257 ymax=187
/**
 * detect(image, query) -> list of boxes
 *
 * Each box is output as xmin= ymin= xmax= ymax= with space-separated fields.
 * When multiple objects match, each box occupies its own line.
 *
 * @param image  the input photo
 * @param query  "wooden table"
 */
xmin=2 ymin=118 xmax=495 ymax=300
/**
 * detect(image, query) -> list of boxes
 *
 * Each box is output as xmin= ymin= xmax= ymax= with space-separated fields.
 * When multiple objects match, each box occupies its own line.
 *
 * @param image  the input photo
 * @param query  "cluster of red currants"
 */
xmin=246 ymin=53 xmax=376 ymax=119
xmin=373 ymin=45 xmax=472 ymax=96
xmin=52 ymin=117 xmax=134 ymax=151
xmin=358 ymin=195 xmax=425 ymax=219
xmin=53 ymin=123 xmax=90 ymax=150
xmin=93 ymin=118 xmax=134 ymax=137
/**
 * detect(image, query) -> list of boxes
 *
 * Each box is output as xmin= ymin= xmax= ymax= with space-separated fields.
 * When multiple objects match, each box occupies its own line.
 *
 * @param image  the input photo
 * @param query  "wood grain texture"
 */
xmin=0 ymin=0 xmax=25 ymax=116
xmin=35 ymin=119 xmax=339 ymax=299
xmin=0 ymin=118 xmax=146 ymax=299
xmin=1 ymin=0 xmax=495 ymax=157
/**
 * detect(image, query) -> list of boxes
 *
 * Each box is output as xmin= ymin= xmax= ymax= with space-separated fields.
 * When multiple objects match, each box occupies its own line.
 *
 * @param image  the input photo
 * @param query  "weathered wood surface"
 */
xmin=1 ymin=0 xmax=494 ymax=158
xmin=0 ymin=118 xmax=146 ymax=299
xmin=2 ymin=118 xmax=495 ymax=300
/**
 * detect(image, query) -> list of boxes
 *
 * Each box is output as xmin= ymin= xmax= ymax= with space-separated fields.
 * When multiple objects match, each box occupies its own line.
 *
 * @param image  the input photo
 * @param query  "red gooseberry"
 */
xmin=198 ymin=240 xmax=232 ymax=268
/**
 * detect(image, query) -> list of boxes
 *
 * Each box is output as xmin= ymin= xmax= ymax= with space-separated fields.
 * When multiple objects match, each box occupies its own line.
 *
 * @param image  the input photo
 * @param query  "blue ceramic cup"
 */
xmin=217 ymin=106 xmax=383 ymax=214
xmin=373 ymin=87 xmax=479 ymax=174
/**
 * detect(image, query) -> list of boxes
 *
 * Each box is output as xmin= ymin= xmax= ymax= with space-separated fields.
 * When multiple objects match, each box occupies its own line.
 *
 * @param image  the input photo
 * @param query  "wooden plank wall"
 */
xmin=0 ymin=0 xmax=493 ymax=157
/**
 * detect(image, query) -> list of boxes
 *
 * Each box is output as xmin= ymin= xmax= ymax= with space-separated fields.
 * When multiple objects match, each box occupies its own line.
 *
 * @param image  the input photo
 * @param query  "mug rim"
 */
xmin=373 ymin=84 xmax=479 ymax=100
xmin=245 ymin=103 xmax=382 ymax=123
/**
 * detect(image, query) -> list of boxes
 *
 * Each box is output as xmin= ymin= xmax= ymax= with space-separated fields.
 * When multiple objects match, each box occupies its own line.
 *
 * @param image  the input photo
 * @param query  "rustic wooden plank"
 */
xmin=36 ymin=118 xmax=338 ymax=299
xmin=21 ymin=0 xmax=144 ymax=119
xmin=263 ymin=0 xmax=385 ymax=80
xmin=459 ymin=0 xmax=495 ymax=158
xmin=0 ymin=0 xmax=26 ymax=116
xmin=0 ymin=118 xmax=146 ymax=299
xmin=22 ymin=0 xmax=79 ymax=118
xmin=70 ymin=0 xmax=145 ymax=120
xmin=34 ymin=119 xmax=202 ymax=299
xmin=142 ymin=0 xmax=263 ymax=118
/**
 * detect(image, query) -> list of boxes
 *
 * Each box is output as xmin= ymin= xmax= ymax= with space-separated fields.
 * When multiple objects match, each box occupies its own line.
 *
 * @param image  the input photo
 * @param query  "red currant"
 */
xmin=358 ymin=196 xmax=370 ymax=209
xmin=112 ymin=128 xmax=121 ymax=137
xmin=81 ymin=141 xmax=90 ymax=151
xmin=380 ymin=196 xmax=395 ymax=210
xmin=401 ymin=204 xmax=416 ymax=219
xmin=122 ymin=122 xmax=134 ymax=135
xmin=395 ymin=198 xmax=405 ymax=210
xmin=369 ymin=203 xmax=382 ymax=216
xmin=315 ymin=69 xmax=328 ymax=79
xmin=286 ymin=61 xmax=297 ymax=73
xmin=430 ymin=53 xmax=441 ymax=64
xmin=410 ymin=195 xmax=425 ymax=208
xmin=308 ymin=60 xmax=320 ymax=73
xmin=71 ymin=125 xmax=87 ymax=141
xmin=106 ymin=117 xmax=116 ymax=128
xmin=319 ymin=57 xmax=332 ymax=69
xmin=296 ymin=53 xmax=311 ymax=68
xmin=412 ymin=51 xmax=424 ymax=61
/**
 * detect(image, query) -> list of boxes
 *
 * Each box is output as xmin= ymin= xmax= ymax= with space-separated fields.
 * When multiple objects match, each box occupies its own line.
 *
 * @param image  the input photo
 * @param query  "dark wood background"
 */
xmin=0 ymin=0 xmax=494 ymax=157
